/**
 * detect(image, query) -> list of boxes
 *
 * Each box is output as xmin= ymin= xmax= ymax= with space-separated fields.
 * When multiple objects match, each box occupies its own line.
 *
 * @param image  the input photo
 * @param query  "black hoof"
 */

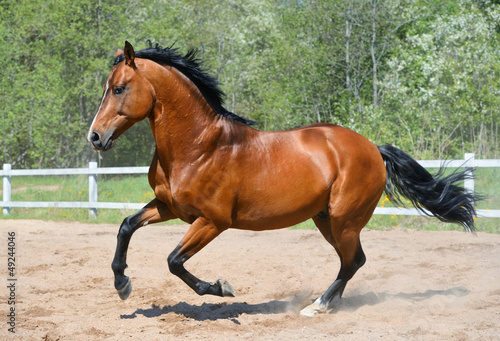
xmin=117 ymin=277 xmax=132 ymax=300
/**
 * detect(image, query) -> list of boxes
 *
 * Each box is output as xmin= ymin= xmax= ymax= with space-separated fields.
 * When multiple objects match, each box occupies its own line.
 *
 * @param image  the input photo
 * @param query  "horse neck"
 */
xmin=145 ymin=62 xmax=247 ymax=162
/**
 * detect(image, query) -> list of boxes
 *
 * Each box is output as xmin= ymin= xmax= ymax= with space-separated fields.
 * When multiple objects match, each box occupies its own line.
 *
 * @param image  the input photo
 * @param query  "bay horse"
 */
xmin=87 ymin=41 xmax=477 ymax=317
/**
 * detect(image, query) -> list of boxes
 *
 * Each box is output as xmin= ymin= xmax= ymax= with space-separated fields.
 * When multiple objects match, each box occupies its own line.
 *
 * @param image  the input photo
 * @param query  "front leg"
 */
xmin=112 ymin=198 xmax=176 ymax=300
xmin=167 ymin=217 xmax=235 ymax=297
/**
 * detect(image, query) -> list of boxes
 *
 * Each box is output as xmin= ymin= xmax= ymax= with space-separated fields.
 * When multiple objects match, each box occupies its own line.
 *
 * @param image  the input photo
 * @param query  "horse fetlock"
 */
xmin=194 ymin=279 xmax=236 ymax=297
xmin=111 ymin=259 xmax=128 ymax=273
xmin=193 ymin=280 xmax=211 ymax=296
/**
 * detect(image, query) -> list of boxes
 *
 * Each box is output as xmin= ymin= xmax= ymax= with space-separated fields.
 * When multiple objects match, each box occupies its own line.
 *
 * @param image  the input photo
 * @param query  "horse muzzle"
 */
xmin=88 ymin=131 xmax=114 ymax=151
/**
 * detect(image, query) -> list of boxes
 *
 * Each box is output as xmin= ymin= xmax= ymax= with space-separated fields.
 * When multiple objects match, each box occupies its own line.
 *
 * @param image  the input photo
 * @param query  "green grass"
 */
xmin=289 ymin=214 xmax=500 ymax=234
xmin=0 ymin=174 xmax=183 ymax=225
xmin=365 ymin=167 xmax=500 ymax=233
xmin=1 ymin=168 xmax=499 ymax=233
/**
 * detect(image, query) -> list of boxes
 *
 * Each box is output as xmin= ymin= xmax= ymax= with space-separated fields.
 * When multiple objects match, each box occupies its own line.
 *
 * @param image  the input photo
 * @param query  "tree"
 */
xmin=1 ymin=0 xmax=499 ymax=168
xmin=380 ymin=0 xmax=500 ymax=158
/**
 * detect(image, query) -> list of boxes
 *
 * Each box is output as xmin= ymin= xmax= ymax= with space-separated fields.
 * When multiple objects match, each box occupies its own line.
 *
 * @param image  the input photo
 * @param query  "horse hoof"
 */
xmin=117 ymin=278 xmax=132 ymax=300
xmin=217 ymin=279 xmax=236 ymax=297
xmin=299 ymin=298 xmax=327 ymax=317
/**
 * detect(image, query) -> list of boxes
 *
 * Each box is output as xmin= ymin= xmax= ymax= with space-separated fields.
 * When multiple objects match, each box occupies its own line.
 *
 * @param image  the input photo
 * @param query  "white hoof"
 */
xmin=300 ymin=298 xmax=328 ymax=317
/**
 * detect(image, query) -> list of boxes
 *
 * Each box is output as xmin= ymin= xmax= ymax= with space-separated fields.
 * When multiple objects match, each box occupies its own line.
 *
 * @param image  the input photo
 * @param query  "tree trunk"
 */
xmin=371 ymin=0 xmax=378 ymax=107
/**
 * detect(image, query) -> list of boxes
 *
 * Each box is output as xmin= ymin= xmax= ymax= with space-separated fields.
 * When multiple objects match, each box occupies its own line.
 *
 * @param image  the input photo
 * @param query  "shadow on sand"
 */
xmin=120 ymin=286 xmax=469 ymax=322
xmin=120 ymin=297 xmax=303 ymax=323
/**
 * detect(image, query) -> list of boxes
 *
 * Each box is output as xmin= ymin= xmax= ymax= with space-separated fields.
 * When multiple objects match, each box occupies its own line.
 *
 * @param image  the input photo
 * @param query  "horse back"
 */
xmin=230 ymin=123 xmax=385 ymax=229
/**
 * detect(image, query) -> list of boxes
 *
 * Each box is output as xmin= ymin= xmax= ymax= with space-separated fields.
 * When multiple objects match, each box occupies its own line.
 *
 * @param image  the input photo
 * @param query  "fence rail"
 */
xmin=2 ymin=153 xmax=500 ymax=218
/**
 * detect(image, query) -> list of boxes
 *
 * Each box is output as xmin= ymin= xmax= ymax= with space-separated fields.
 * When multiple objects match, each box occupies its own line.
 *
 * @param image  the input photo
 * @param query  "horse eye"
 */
xmin=114 ymin=86 xmax=125 ymax=95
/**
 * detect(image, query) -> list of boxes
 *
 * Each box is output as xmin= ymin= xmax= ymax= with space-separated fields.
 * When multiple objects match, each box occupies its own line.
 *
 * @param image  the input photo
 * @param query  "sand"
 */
xmin=1 ymin=219 xmax=499 ymax=340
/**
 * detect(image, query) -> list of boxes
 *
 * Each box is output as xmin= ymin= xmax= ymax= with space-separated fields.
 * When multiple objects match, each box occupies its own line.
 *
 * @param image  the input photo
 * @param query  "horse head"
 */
xmin=87 ymin=41 xmax=154 ymax=151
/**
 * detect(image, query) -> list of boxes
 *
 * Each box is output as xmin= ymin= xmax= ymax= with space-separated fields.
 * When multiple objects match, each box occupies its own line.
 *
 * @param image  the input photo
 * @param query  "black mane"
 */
xmin=114 ymin=42 xmax=255 ymax=126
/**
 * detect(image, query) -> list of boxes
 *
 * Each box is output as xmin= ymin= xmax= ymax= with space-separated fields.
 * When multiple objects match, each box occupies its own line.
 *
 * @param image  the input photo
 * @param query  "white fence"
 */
xmin=1 ymin=162 xmax=148 ymax=218
xmin=2 ymin=153 xmax=500 ymax=219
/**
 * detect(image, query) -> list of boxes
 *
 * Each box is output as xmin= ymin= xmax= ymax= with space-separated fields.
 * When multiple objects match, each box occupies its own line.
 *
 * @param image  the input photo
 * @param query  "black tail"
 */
xmin=377 ymin=145 xmax=478 ymax=232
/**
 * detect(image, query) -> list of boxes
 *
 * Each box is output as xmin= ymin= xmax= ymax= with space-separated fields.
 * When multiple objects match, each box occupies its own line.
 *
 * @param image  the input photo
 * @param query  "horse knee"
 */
xmin=117 ymin=220 xmax=131 ymax=237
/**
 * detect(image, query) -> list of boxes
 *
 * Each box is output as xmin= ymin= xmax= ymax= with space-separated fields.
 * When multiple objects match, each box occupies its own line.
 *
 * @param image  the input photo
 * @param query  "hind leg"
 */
xmin=300 ymin=137 xmax=386 ymax=316
xmin=300 ymin=212 xmax=371 ymax=317
xmin=301 ymin=214 xmax=366 ymax=317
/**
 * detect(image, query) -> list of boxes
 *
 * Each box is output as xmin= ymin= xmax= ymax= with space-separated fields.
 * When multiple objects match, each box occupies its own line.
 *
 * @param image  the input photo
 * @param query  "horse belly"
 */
xmin=232 ymin=163 xmax=332 ymax=230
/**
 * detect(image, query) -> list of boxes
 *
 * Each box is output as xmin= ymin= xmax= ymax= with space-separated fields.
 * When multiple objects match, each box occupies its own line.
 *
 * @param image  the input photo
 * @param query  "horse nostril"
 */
xmin=89 ymin=130 xmax=114 ymax=151
xmin=90 ymin=131 xmax=100 ymax=143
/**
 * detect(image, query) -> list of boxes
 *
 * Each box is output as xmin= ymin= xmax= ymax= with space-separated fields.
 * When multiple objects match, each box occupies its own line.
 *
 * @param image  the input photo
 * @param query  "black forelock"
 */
xmin=114 ymin=54 xmax=125 ymax=66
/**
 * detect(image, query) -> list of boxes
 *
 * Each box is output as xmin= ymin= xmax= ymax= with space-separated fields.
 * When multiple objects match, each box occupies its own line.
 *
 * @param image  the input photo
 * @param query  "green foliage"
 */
xmin=1 ymin=0 xmax=499 ymax=169
xmin=380 ymin=2 xmax=500 ymax=158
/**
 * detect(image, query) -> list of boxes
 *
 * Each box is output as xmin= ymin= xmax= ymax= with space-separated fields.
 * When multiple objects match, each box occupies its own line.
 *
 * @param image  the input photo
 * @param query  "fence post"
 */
xmin=464 ymin=153 xmax=474 ymax=198
xmin=3 ymin=163 xmax=11 ymax=216
xmin=89 ymin=162 xmax=98 ymax=218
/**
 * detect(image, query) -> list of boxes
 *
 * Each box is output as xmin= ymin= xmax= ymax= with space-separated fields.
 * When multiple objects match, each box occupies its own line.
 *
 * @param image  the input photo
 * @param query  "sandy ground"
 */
xmin=0 ymin=219 xmax=499 ymax=340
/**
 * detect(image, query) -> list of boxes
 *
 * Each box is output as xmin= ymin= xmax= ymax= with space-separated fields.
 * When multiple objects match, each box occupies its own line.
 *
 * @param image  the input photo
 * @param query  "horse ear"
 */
xmin=115 ymin=49 xmax=123 ymax=57
xmin=124 ymin=41 xmax=136 ymax=68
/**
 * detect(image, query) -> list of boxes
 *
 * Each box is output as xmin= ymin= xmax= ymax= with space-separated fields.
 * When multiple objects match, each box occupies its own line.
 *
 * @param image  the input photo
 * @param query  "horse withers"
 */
xmin=87 ymin=41 xmax=477 ymax=317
